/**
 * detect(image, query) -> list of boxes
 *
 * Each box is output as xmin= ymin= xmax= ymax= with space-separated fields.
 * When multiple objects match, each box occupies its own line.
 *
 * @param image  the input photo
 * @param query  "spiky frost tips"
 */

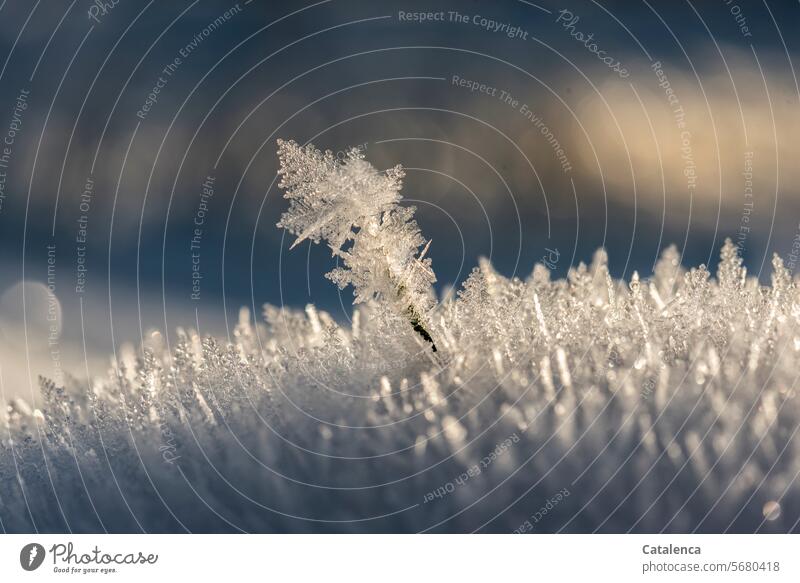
xmin=276 ymin=139 xmax=437 ymax=350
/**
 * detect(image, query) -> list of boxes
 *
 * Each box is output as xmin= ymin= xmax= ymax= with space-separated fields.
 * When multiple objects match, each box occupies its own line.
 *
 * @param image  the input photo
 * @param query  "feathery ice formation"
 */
xmin=1 ymin=140 xmax=798 ymax=533
xmin=1 ymin=241 xmax=797 ymax=532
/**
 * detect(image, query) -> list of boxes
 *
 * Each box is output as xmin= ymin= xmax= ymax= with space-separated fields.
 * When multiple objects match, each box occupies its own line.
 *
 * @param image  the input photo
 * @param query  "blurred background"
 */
xmin=0 ymin=0 xmax=798 ymax=396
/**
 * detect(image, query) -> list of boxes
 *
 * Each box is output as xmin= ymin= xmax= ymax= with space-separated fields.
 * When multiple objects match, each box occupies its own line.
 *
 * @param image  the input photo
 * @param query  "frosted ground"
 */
xmin=1 ymin=142 xmax=798 ymax=533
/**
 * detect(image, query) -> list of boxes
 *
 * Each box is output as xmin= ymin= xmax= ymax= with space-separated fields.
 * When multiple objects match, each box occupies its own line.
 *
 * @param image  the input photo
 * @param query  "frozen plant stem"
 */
xmin=276 ymin=139 xmax=438 ymax=351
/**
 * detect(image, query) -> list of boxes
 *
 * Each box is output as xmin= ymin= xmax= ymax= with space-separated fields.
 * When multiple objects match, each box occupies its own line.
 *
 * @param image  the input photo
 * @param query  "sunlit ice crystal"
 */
xmin=0 ymin=142 xmax=798 ymax=533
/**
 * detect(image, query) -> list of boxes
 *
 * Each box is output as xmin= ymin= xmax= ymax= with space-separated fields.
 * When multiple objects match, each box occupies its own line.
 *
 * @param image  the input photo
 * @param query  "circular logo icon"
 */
xmin=20 ymin=543 xmax=46 ymax=571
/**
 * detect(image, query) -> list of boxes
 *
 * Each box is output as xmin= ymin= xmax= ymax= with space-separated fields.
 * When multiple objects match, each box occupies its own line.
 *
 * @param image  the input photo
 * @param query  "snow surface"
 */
xmin=1 ymin=143 xmax=798 ymax=533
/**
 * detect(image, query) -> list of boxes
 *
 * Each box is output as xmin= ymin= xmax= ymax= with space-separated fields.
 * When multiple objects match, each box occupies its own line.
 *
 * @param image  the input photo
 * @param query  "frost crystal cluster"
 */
xmin=277 ymin=139 xmax=437 ymax=349
xmin=1 ymin=143 xmax=799 ymax=534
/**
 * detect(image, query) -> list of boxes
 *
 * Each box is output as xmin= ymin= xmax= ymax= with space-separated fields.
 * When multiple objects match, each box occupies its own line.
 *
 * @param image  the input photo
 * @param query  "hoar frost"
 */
xmin=277 ymin=139 xmax=437 ymax=351
xmin=1 ymin=142 xmax=799 ymax=533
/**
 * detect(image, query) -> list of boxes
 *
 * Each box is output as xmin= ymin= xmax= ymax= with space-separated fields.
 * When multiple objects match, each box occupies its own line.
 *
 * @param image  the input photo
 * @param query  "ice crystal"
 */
xmin=277 ymin=139 xmax=437 ymax=350
xmin=1 ymin=143 xmax=799 ymax=534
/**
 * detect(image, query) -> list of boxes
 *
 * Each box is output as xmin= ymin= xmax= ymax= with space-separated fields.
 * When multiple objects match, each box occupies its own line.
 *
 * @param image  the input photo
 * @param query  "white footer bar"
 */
xmin=1 ymin=534 xmax=796 ymax=582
